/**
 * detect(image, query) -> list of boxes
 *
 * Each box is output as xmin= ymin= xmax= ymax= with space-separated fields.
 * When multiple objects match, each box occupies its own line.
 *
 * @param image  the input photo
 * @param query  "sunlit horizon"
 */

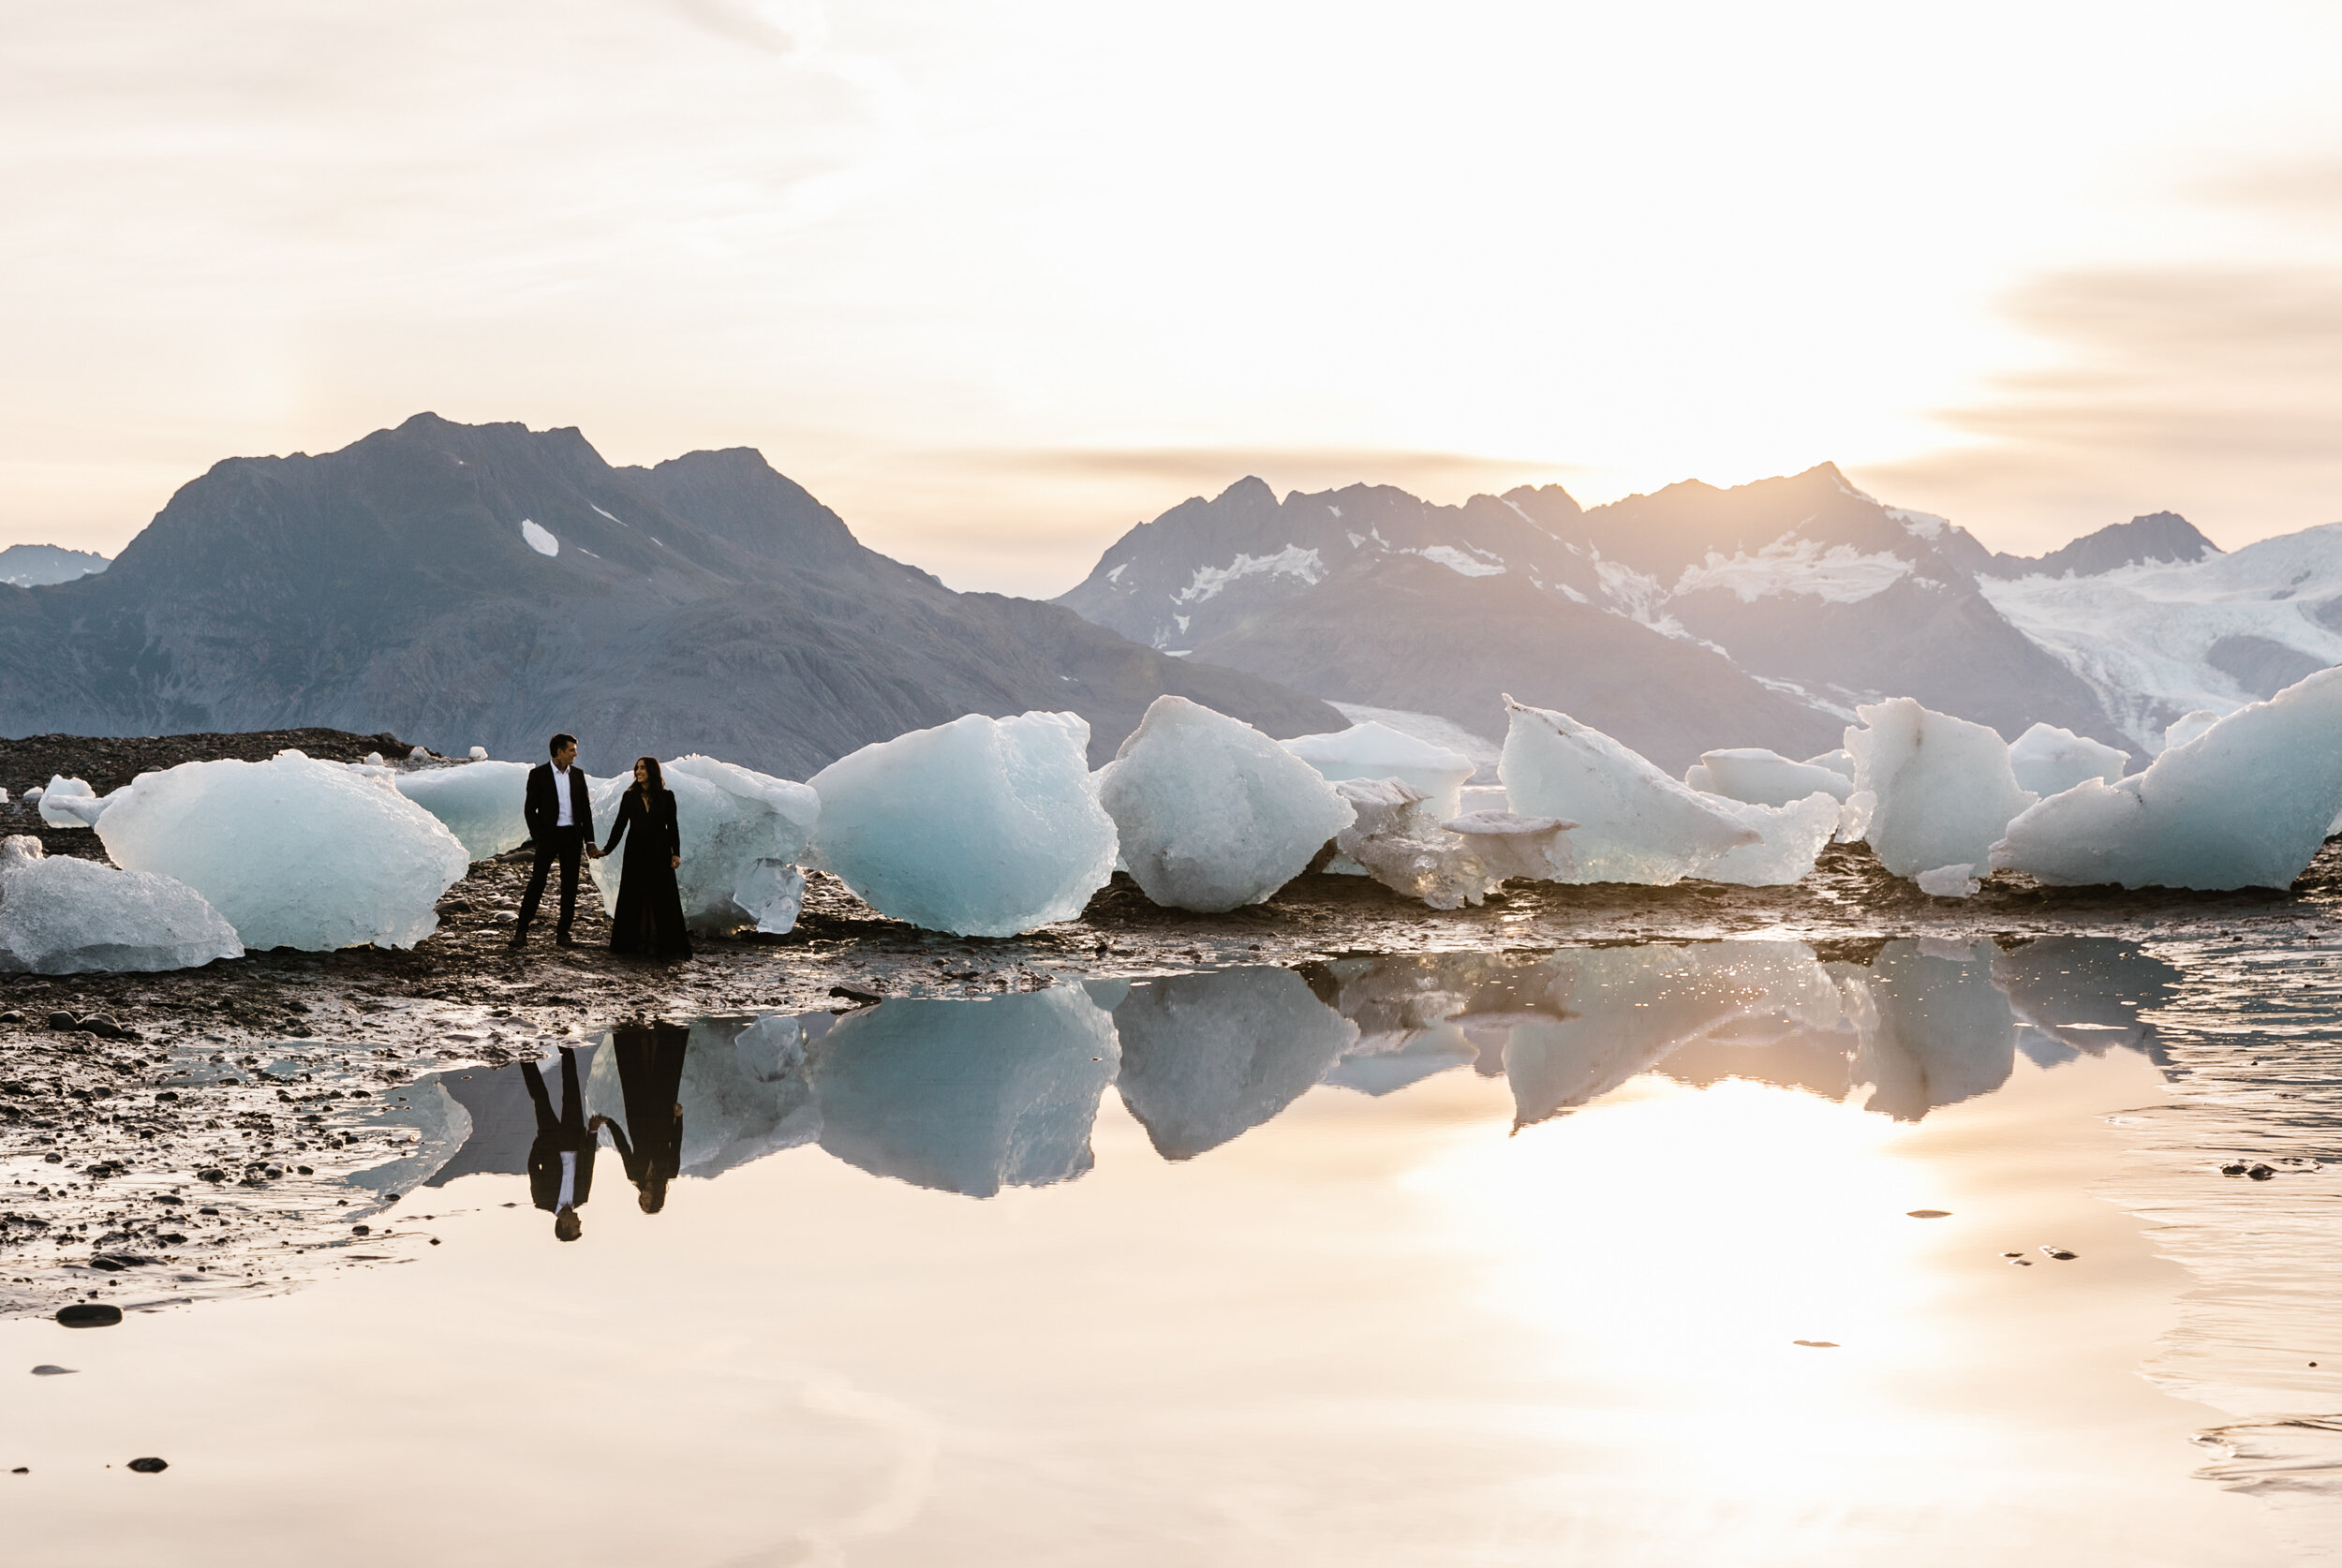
xmin=8 ymin=0 xmax=2342 ymax=596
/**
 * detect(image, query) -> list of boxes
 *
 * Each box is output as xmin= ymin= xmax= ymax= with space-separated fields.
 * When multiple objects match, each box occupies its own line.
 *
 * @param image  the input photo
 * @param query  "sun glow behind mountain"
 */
xmin=5 ymin=0 xmax=2342 ymax=593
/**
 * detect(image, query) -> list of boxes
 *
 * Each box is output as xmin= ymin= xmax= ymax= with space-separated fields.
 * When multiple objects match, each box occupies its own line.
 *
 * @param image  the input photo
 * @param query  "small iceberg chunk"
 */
xmin=1098 ymin=696 xmax=1353 ymax=913
xmin=1281 ymin=720 xmax=1476 ymax=818
xmin=1702 ymin=791 xmax=1843 ymax=886
xmin=0 ymin=836 xmax=244 ymax=973
xmin=1497 ymin=696 xmax=1758 ymax=883
xmin=37 ymin=776 xmax=107 ymax=828
xmin=2008 ymin=722 xmax=2127 ymax=798
xmin=1332 ymin=778 xmax=1573 ymax=909
xmin=1684 ymin=748 xmax=1853 ymax=806
xmin=2163 ymin=710 xmax=2222 ymax=751
xmin=95 ymin=751 xmax=468 ymax=951
xmin=1989 ymin=666 xmax=2342 ymax=891
xmin=808 ymin=712 xmax=1115 ymax=937
xmin=1845 ymin=699 xmax=2036 ymax=879
xmin=394 ymin=760 xmax=533 ymax=860
xmin=1916 ymin=863 xmax=1981 ymax=898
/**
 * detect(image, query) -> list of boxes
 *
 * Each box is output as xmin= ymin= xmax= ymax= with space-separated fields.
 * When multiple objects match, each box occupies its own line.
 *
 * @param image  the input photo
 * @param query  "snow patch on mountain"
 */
xmin=1979 ymin=523 xmax=2342 ymax=749
xmin=1673 ymin=535 xmax=1915 ymax=604
xmin=519 ymin=519 xmax=558 ymax=556
xmin=1409 ymin=545 xmax=1505 ymax=578
xmin=1887 ymin=507 xmax=1950 ymax=540
xmin=1177 ymin=545 xmax=1327 ymax=605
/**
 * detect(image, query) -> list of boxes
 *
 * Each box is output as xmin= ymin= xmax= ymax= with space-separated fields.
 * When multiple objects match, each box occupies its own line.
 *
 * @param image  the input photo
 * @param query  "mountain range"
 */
xmin=0 ymin=414 xmax=1338 ymax=775
xmin=1056 ymin=466 xmax=2342 ymax=767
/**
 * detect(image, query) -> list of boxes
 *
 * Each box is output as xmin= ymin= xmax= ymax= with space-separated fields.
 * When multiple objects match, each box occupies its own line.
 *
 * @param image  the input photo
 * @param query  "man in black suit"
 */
xmin=523 ymin=1045 xmax=597 ymax=1241
xmin=513 ymin=732 xmax=598 ymax=948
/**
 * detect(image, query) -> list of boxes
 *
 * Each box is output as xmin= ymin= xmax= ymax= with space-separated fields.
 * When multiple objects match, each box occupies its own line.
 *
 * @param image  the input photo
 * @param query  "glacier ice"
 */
xmin=1497 ymin=696 xmax=1759 ymax=883
xmin=1701 ymin=791 xmax=1843 ymax=886
xmin=1845 ymin=699 xmax=2037 ymax=879
xmin=589 ymin=754 xmax=820 ymax=935
xmin=2163 ymin=710 xmax=2221 ymax=751
xmin=1989 ymin=666 xmax=2342 ymax=890
xmin=1804 ymin=749 xmax=1857 ymax=780
xmin=1684 ymin=747 xmax=1854 ymax=806
xmin=808 ymin=712 xmax=1116 ymax=937
xmin=1097 ymin=697 xmax=1353 ymax=913
xmin=813 ymin=987 xmax=1119 ymax=1196
xmin=1112 ymin=969 xmax=1356 ymax=1159
xmin=468 ymin=747 xmax=489 ymax=761
xmin=37 ymin=776 xmax=105 ymax=828
xmin=0 ymin=836 xmax=244 ymax=974
xmin=1282 ymin=720 xmax=1476 ymax=819
xmin=394 ymin=760 xmax=533 ymax=860
xmin=95 ymin=750 xmax=469 ymax=951
xmin=2008 ymin=722 xmax=2127 ymax=798
xmin=1854 ymin=939 xmax=2017 ymax=1120
xmin=1331 ymin=778 xmax=1573 ymax=908
xmin=1915 ymin=863 xmax=1980 ymax=898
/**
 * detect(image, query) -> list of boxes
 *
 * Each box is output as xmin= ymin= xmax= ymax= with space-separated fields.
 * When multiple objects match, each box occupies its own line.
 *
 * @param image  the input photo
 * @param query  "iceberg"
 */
xmin=1683 ymin=747 xmax=1854 ymax=806
xmin=2008 ymin=722 xmax=2127 ymax=798
xmin=1496 ymin=696 xmax=1759 ymax=883
xmin=1989 ymin=666 xmax=2342 ymax=890
xmin=1281 ymin=720 xmax=1476 ymax=819
xmin=808 ymin=712 xmax=1116 ymax=938
xmin=588 ymin=754 xmax=820 ymax=935
xmin=1804 ymin=749 xmax=1857 ymax=780
xmin=95 ymin=750 xmax=469 ymax=951
xmin=2162 ymin=709 xmax=2221 ymax=751
xmin=394 ymin=760 xmax=533 ymax=860
xmin=1112 ymin=969 xmax=1357 ymax=1159
xmin=0 ymin=836 xmax=244 ymax=974
xmin=1098 ymin=697 xmax=1353 ymax=913
xmin=813 ymin=988 xmax=1119 ymax=1196
xmin=1701 ymin=791 xmax=1843 ymax=886
xmin=1331 ymin=778 xmax=1573 ymax=909
xmin=1844 ymin=699 xmax=2037 ymax=879
xmin=1854 ymin=939 xmax=2017 ymax=1120
xmin=37 ymin=776 xmax=106 ymax=828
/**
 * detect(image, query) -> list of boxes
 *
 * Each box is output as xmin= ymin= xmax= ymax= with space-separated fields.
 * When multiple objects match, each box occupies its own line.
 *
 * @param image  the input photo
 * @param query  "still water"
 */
xmin=7 ymin=937 xmax=2339 ymax=1566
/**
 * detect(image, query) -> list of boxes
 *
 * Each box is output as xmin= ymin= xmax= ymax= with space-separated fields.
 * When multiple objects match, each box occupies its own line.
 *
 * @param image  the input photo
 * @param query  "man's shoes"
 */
xmin=554 ymin=932 xmax=574 ymax=948
xmin=507 ymin=928 xmax=528 ymax=950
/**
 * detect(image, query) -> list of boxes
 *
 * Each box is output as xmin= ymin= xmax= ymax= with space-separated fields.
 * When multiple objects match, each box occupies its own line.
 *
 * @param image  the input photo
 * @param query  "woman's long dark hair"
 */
xmin=632 ymin=755 xmax=665 ymax=796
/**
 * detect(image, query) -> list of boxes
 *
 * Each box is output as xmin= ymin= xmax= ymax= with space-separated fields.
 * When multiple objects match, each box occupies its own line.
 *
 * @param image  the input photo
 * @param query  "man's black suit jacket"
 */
xmin=524 ymin=762 xmax=597 ymax=843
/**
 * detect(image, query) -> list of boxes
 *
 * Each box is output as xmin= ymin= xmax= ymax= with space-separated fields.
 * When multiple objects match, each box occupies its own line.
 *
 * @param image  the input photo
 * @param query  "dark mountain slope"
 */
xmin=0 ymin=414 xmax=1339 ymax=774
xmin=1975 ymin=511 xmax=2220 ymax=579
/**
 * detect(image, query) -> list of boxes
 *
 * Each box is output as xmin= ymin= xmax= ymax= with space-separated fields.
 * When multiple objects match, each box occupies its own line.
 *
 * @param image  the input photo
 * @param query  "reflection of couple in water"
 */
xmin=522 ymin=1024 xmax=689 ymax=1241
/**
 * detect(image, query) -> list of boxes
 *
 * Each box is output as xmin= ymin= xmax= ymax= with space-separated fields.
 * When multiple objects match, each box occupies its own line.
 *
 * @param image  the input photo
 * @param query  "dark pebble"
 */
xmin=30 ymin=1365 xmax=76 ymax=1376
xmin=2248 ymin=1165 xmax=2275 ymax=1181
xmin=0 ymin=1010 xmax=20 ymax=1024
xmin=44 ymin=1012 xmax=75 ymax=1030
xmin=54 ymin=1304 xmax=122 ymax=1328
xmin=296 ymin=1165 xmax=313 ymax=1176
xmin=828 ymin=985 xmax=883 ymax=1005
xmin=156 ymin=1090 xmax=179 ymax=1102
xmin=10 ymin=1467 xmax=24 ymax=1474
xmin=126 ymin=1457 xmax=167 ymax=1473
xmin=197 ymin=1169 xmax=225 ymax=1183
xmin=1906 ymin=1209 xmax=1951 ymax=1219
xmin=2040 ymin=1247 xmax=2079 ymax=1261
xmin=351 ymin=1224 xmax=370 ymax=1235
xmin=79 ymin=1014 xmax=120 ymax=1038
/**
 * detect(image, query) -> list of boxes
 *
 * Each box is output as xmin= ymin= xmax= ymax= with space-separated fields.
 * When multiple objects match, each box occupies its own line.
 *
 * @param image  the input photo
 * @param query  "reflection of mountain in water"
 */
xmin=394 ymin=937 xmax=2179 ymax=1202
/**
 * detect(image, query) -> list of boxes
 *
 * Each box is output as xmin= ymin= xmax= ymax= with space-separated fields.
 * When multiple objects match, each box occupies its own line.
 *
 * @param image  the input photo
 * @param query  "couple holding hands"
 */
xmin=510 ymin=732 xmax=692 ymax=959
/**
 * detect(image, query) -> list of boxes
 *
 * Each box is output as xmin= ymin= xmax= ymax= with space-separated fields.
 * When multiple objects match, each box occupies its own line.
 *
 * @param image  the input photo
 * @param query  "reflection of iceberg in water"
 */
xmin=814 ymin=987 xmax=1119 ymax=1197
xmin=673 ymin=1013 xmax=827 ymax=1178
xmin=1112 ymin=968 xmax=1358 ymax=1159
xmin=1307 ymin=937 xmax=2174 ymax=1129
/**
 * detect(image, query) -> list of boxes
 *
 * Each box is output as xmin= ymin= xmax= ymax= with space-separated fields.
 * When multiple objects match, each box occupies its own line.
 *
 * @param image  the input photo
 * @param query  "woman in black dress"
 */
xmin=599 ymin=756 xmax=691 ymax=958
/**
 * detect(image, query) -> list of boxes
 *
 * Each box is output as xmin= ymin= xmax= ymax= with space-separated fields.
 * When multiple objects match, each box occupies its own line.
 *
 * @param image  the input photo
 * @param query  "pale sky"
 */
xmin=7 ymin=0 xmax=2342 ymax=595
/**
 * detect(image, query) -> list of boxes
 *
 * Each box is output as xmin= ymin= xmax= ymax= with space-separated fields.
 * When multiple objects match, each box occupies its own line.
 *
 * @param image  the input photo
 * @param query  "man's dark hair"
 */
xmin=549 ymin=733 xmax=577 ymax=757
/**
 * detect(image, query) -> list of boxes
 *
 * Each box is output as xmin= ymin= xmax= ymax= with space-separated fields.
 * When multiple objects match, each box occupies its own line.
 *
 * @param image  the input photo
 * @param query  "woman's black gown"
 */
xmin=602 ymin=787 xmax=691 ymax=958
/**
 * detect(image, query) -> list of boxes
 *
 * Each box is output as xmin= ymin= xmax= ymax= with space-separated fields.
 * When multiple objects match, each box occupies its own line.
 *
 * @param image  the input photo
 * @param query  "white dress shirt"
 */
xmin=553 ymin=763 xmax=574 ymax=828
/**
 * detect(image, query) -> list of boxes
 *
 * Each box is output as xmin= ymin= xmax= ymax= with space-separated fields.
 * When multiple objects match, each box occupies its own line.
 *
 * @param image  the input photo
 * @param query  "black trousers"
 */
xmin=517 ymin=825 xmax=586 ymax=936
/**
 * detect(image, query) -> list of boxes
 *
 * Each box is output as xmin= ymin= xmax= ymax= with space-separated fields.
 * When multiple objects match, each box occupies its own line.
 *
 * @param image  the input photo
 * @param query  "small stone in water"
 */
xmin=126 ymin=1457 xmax=167 ymax=1473
xmin=2040 ymin=1246 xmax=2078 ymax=1261
xmin=1791 ymin=1339 xmax=1839 ymax=1348
xmin=1906 ymin=1209 xmax=1951 ymax=1219
xmin=2248 ymin=1165 xmax=2275 ymax=1181
xmin=30 ymin=1365 xmax=77 ymax=1376
xmin=351 ymin=1224 xmax=370 ymax=1235
xmin=54 ymin=1304 xmax=122 ymax=1328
